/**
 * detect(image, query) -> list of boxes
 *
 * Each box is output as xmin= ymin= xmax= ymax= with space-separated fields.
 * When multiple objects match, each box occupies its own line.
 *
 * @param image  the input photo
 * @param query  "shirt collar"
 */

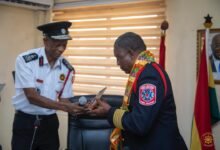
xmin=40 ymin=47 xmax=62 ymax=68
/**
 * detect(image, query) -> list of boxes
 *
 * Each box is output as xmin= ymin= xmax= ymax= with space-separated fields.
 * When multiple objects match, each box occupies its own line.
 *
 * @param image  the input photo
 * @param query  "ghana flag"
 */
xmin=208 ymin=61 xmax=220 ymax=125
xmin=190 ymin=33 xmax=218 ymax=150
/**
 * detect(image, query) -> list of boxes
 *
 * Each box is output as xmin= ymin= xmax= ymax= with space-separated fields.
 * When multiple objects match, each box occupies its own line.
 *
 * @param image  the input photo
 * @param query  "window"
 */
xmin=53 ymin=0 xmax=166 ymax=95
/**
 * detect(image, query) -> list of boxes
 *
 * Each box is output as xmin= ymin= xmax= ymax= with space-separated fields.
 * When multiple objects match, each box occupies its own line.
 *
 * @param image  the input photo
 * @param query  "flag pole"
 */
xmin=159 ymin=20 xmax=168 ymax=69
xmin=204 ymin=14 xmax=213 ymax=77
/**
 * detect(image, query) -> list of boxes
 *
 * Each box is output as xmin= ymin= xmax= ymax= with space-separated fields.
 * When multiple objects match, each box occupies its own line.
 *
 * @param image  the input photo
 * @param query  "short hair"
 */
xmin=114 ymin=32 xmax=146 ymax=52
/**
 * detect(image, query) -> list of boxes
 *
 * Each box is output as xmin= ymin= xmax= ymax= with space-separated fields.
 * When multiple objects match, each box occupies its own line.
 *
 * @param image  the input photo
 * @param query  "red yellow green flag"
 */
xmin=190 ymin=35 xmax=215 ymax=150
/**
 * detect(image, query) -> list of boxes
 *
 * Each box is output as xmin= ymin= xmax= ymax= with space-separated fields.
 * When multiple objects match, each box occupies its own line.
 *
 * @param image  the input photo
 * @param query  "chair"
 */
xmin=67 ymin=95 xmax=123 ymax=150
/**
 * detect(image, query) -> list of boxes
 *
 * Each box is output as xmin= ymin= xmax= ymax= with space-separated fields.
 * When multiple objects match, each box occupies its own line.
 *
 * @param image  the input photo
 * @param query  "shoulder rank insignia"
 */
xmin=62 ymin=59 xmax=74 ymax=71
xmin=22 ymin=53 xmax=38 ymax=63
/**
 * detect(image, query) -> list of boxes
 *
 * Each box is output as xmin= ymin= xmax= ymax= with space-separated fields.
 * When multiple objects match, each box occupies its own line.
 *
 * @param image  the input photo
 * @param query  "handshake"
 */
xmin=67 ymin=87 xmax=111 ymax=117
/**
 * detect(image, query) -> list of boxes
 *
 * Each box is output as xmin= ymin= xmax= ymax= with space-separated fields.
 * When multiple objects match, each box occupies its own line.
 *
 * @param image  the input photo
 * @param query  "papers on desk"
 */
xmin=0 ymin=83 xmax=5 ymax=92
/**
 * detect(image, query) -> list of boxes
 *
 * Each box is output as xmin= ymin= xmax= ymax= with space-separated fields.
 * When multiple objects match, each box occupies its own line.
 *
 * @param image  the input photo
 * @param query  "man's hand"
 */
xmin=87 ymin=98 xmax=111 ymax=117
xmin=64 ymin=103 xmax=86 ymax=116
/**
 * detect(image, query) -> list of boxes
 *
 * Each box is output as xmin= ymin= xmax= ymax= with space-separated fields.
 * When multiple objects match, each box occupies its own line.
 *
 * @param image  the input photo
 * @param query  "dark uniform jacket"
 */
xmin=108 ymin=63 xmax=187 ymax=150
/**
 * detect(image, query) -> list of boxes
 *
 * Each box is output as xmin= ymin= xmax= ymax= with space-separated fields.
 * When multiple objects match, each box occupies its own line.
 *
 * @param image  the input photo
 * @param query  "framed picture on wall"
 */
xmin=197 ymin=28 xmax=220 ymax=84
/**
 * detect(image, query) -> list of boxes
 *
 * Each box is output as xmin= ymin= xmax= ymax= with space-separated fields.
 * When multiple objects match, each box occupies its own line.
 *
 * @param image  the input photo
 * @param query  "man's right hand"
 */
xmin=86 ymin=98 xmax=111 ymax=117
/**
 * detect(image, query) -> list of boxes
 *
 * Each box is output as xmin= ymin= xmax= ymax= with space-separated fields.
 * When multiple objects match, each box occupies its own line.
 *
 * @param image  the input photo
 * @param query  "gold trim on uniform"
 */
xmin=60 ymin=74 xmax=65 ymax=81
xmin=113 ymin=109 xmax=126 ymax=129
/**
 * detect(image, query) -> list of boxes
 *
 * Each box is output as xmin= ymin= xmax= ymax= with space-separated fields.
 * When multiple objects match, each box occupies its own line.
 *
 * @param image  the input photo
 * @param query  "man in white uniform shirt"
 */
xmin=11 ymin=21 xmax=85 ymax=150
xmin=210 ymin=34 xmax=220 ymax=80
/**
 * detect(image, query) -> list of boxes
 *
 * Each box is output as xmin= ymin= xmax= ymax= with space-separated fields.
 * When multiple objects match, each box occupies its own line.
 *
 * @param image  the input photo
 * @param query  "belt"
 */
xmin=16 ymin=110 xmax=56 ymax=120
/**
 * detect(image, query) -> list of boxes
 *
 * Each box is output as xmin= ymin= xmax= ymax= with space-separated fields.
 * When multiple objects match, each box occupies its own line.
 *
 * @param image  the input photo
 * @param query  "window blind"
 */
xmin=52 ymin=0 xmax=166 ymax=95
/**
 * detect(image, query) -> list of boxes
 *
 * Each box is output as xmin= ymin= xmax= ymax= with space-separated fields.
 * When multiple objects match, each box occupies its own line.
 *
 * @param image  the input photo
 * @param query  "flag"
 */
xmin=159 ymin=35 xmax=166 ymax=69
xmin=190 ymin=34 xmax=215 ymax=150
xmin=208 ymin=48 xmax=220 ymax=125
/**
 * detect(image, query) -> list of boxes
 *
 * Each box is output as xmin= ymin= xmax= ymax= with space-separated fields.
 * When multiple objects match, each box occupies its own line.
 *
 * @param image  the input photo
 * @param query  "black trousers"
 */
xmin=11 ymin=111 xmax=60 ymax=150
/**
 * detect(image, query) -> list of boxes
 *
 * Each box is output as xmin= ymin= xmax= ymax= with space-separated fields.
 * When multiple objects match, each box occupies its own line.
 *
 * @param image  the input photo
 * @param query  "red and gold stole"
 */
xmin=110 ymin=50 xmax=155 ymax=150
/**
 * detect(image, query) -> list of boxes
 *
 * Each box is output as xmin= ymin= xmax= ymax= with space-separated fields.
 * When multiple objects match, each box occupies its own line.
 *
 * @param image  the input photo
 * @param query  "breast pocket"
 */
xmin=56 ymin=81 xmax=64 ymax=94
xmin=35 ymin=79 xmax=52 ymax=98
xmin=56 ymin=72 xmax=66 ymax=93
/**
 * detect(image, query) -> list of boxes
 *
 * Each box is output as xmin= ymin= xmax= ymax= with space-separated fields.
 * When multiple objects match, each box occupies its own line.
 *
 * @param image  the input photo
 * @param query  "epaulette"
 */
xmin=62 ymin=59 xmax=74 ymax=71
xmin=22 ymin=53 xmax=38 ymax=63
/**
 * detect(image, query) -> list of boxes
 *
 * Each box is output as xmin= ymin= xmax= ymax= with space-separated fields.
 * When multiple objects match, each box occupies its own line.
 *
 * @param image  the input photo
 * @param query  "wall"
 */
xmin=0 ymin=5 xmax=48 ymax=149
xmin=166 ymin=0 xmax=220 ymax=149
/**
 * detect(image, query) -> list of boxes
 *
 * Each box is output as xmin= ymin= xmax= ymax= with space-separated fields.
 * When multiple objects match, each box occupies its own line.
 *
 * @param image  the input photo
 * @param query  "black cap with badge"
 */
xmin=37 ymin=21 xmax=72 ymax=40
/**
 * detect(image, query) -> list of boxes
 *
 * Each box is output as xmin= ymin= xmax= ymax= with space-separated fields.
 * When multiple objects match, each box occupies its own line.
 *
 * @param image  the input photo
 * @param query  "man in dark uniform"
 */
xmin=88 ymin=32 xmax=187 ymax=150
xmin=11 ymin=21 xmax=85 ymax=150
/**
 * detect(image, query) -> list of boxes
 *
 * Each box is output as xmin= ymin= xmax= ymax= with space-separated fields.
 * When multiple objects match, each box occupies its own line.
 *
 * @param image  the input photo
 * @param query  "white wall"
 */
xmin=0 ymin=5 xmax=49 ymax=149
xmin=166 ymin=0 xmax=220 ymax=149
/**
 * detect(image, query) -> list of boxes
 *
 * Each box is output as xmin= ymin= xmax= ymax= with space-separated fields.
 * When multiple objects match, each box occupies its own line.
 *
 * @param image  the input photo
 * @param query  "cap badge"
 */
xmin=61 ymin=28 xmax=66 ymax=34
xmin=60 ymin=74 xmax=65 ymax=81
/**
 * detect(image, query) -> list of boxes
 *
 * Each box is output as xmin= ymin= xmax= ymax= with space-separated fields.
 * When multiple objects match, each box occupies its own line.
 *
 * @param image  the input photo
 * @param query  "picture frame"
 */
xmin=197 ymin=28 xmax=220 ymax=84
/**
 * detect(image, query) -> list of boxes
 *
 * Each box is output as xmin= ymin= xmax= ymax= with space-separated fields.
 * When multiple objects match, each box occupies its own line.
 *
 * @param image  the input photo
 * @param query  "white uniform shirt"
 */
xmin=12 ymin=47 xmax=74 ymax=115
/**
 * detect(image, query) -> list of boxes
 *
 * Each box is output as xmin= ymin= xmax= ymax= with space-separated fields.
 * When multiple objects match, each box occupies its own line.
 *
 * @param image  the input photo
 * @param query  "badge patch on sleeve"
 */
xmin=139 ymin=84 xmax=156 ymax=106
